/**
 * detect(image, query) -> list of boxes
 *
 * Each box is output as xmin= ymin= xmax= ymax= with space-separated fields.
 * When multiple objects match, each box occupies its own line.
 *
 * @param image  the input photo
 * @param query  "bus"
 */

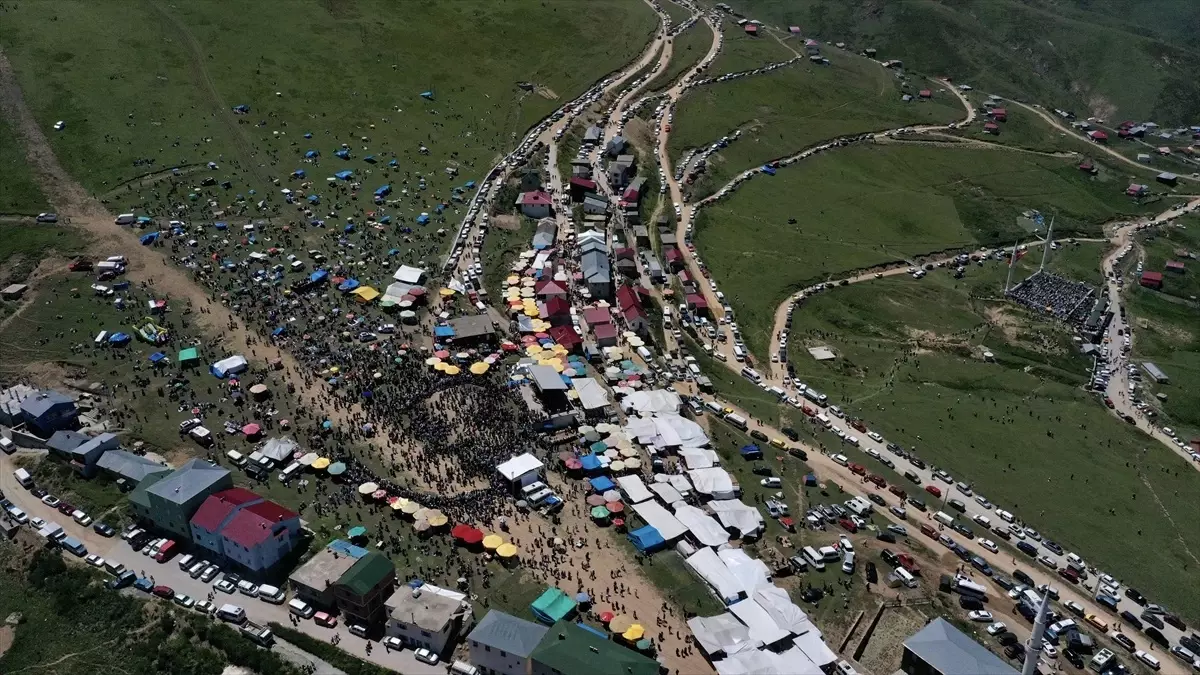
xmin=802 ymin=546 xmax=825 ymax=571
xmin=724 ymin=413 xmax=748 ymax=430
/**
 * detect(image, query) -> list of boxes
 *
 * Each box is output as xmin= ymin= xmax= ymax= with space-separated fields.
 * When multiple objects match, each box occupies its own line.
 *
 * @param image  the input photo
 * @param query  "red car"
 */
xmin=889 ymin=486 xmax=907 ymax=500
xmin=151 ymin=585 xmax=175 ymax=600
xmin=56 ymin=502 xmax=76 ymax=516
xmin=898 ymin=553 xmax=921 ymax=575
xmin=925 ymin=485 xmax=942 ymax=498
xmin=867 ymin=474 xmax=885 ymax=488
xmin=848 ymin=463 xmax=866 ymax=476
xmin=1104 ymin=397 xmax=1114 ymax=409
xmin=1058 ymin=567 xmax=1080 ymax=584
xmin=838 ymin=518 xmax=858 ymax=533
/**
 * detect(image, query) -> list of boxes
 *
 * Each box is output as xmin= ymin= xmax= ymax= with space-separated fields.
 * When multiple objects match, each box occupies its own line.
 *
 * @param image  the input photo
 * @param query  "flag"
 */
xmin=1013 ymin=248 xmax=1027 ymax=263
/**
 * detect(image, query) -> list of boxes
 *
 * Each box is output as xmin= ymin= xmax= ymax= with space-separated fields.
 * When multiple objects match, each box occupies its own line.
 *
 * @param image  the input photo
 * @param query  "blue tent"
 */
xmin=335 ymin=170 xmax=354 ymax=180
xmin=465 ymin=180 xmax=476 ymax=189
xmin=434 ymin=326 xmax=455 ymax=338
xmin=387 ymin=247 xmax=399 ymax=256
xmin=232 ymin=104 xmax=250 ymax=114
xmin=761 ymin=165 xmax=777 ymax=175
xmin=415 ymin=214 xmax=430 ymax=225
xmin=309 ymin=269 xmax=329 ymax=284
xmin=374 ymin=184 xmax=391 ymax=197
xmin=108 ymin=332 xmax=131 ymax=345
xmin=338 ymin=278 xmax=360 ymax=292
xmin=334 ymin=148 xmax=350 ymax=159
xmin=628 ymin=525 xmax=665 ymax=553
xmin=292 ymin=169 xmax=306 ymax=179
xmin=739 ymin=444 xmax=762 ymax=459
xmin=139 ymin=232 xmax=159 ymax=245
xmin=343 ymin=224 xmax=355 ymax=233
xmin=149 ymin=352 xmax=167 ymax=363
xmin=214 ymin=222 xmax=228 ymax=231
xmin=589 ymin=476 xmax=615 ymax=492
xmin=307 ymin=194 xmax=320 ymax=204
xmin=388 ymin=159 xmax=399 ymax=167
xmin=272 ymin=326 xmax=286 ymax=336
xmin=420 ymin=91 xmax=434 ymax=100
xmin=305 ymin=150 xmax=319 ymax=158
xmin=579 ymin=454 xmax=602 ymax=472
xmin=304 ymin=133 xmax=313 ymax=139
xmin=363 ymin=155 xmax=377 ymax=164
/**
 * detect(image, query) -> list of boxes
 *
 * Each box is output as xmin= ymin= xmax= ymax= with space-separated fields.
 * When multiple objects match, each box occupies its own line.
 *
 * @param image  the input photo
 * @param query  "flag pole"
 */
xmin=1039 ymin=213 xmax=1055 ymax=271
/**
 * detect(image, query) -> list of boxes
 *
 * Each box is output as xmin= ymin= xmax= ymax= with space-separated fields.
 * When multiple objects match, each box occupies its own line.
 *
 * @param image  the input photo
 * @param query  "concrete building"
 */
xmin=219 ymin=499 xmax=302 ymax=573
xmin=900 ymin=618 xmax=1017 ymax=675
xmin=467 ymin=610 xmax=549 ymax=675
xmin=137 ymin=458 xmax=233 ymax=540
xmin=69 ymin=432 xmax=120 ymax=478
xmin=19 ymin=390 xmax=78 ymax=436
xmin=529 ymin=620 xmax=659 ymax=675
xmin=515 ymin=191 xmax=553 ymax=219
xmin=386 ymin=582 xmax=472 ymax=655
xmin=289 ymin=539 xmax=367 ymax=609
xmin=96 ymin=449 xmax=169 ymax=489
xmin=334 ymin=551 xmax=397 ymax=626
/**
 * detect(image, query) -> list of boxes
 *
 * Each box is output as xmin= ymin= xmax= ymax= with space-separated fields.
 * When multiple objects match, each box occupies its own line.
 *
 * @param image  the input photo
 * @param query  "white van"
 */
xmin=934 ymin=511 xmax=954 ymax=527
xmin=802 ymin=546 xmax=825 ymax=571
xmin=819 ymin=545 xmax=839 ymax=562
xmin=894 ymin=567 xmax=917 ymax=588
xmin=732 ymin=346 xmax=745 ymax=362
xmin=278 ymin=462 xmax=302 ymax=483
xmin=288 ymin=598 xmax=315 ymax=618
xmin=225 ymin=449 xmax=247 ymax=467
xmin=13 ymin=468 xmax=33 ymax=488
xmin=258 ymin=585 xmax=286 ymax=604
xmin=520 ymin=482 xmax=548 ymax=500
xmin=450 ymin=661 xmax=480 ymax=675
xmin=704 ymin=401 xmax=724 ymax=415
xmin=831 ymin=454 xmax=848 ymax=466
xmin=1134 ymin=650 xmax=1161 ymax=671
xmin=177 ymin=554 xmax=196 ymax=571
xmin=115 ymin=213 xmax=136 ymax=225
xmin=740 ymin=367 xmax=761 ymax=383
xmin=0 ymin=437 xmax=13 ymax=455
xmin=217 ymin=604 xmax=246 ymax=624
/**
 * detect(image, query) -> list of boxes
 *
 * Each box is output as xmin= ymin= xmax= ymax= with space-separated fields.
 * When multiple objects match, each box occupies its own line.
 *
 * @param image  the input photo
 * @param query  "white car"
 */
xmin=760 ymin=477 xmax=782 ymax=488
xmin=84 ymin=554 xmax=105 ymax=568
xmin=383 ymin=636 xmax=404 ymax=650
xmin=213 ymin=579 xmax=236 ymax=594
xmin=978 ymin=538 xmax=998 ymax=553
xmin=986 ymin=621 xmax=1007 ymax=636
xmin=413 ymin=648 xmax=439 ymax=665
xmin=968 ymin=611 xmax=993 ymax=622
xmin=1042 ymin=644 xmax=1058 ymax=658
xmin=195 ymin=600 xmax=216 ymax=616
xmin=838 ymin=535 xmax=854 ymax=552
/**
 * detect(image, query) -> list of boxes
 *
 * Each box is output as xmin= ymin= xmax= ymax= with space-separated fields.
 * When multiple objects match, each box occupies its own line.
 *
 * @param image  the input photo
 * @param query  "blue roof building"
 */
xmin=19 ymin=391 xmax=78 ymax=436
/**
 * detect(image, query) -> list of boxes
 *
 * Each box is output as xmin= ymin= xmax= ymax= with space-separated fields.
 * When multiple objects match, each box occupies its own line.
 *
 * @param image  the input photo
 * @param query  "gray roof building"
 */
xmin=46 ymin=430 xmax=89 ymax=458
xmin=581 ymin=250 xmax=611 ymax=284
xmin=19 ymin=390 xmax=78 ymax=435
xmin=583 ymin=125 xmax=603 ymax=144
xmin=901 ymin=618 xmax=1018 ymax=675
xmin=71 ymin=432 xmax=120 ymax=476
xmin=532 ymin=218 xmax=557 ymax=249
xmin=448 ymin=315 xmax=496 ymax=341
xmin=143 ymin=458 xmax=233 ymax=539
xmin=97 ymin=449 xmax=170 ymax=485
xmin=469 ymin=610 xmax=548 ymax=658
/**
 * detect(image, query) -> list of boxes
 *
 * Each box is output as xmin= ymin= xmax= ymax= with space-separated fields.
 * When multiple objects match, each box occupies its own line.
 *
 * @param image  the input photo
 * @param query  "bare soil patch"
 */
xmin=492 ymin=214 xmax=521 ymax=231
xmin=0 ymin=625 xmax=14 ymax=660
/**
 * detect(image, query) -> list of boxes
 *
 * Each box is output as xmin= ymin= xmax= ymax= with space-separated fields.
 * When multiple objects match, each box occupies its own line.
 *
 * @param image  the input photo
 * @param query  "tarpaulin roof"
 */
xmin=649 ymin=482 xmax=684 ymax=504
xmin=718 ymin=549 xmax=771 ymax=598
xmin=728 ymin=597 xmax=790 ymax=647
xmin=210 ymin=355 xmax=248 ymax=378
xmin=588 ymin=476 xmax=615 ymax=492
xmin=673 ymin=504 xmax=730 ymax=547
xmin=686 ymin=547 xmax=743 ymax=604
xmin=570 ymin=378 xmax=609 ymax=410
xmin=708 ymin=500 xmax=764 ymax=538
xmin=629 ymin=500 xmax=687 ymax=541
xmin=627 ymin=525 xmax=664 ymax=553
xmin=689 ymin=467 xmax=736 ymax=498
xmin=530 ymin=587 xmax=577 ymax=624
xmin=614 ymin=475 xmax=653 ymax=504
xmin=679 ymin=447 xmax=719 ymax=470
xmin=752 ymin=585 xmax=813 ymax=637
xmin=497 ymin=453 xmax=543 ymax=481
xmin=620 ymin=389 xmax=681 ymax=414
xmin=687 ymin=613 xmax=762 ymax=657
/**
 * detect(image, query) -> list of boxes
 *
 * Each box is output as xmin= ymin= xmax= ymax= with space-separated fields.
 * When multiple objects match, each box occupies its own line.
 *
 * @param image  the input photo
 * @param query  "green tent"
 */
xmin=530 ymin=587 xmax=577 ymax=624
xmin=178 ymin=347 xmax=200 ymax=366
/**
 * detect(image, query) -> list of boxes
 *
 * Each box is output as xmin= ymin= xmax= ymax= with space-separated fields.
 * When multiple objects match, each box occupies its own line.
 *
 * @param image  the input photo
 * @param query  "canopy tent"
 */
xmin=627 ymin=525 xmax=665 ymax=553
xmin=649 ymin=482 xmax=684 ymax=504
xmin=789 ymin=630 xmax=838 ymax=668
xmin=673 ymin=504 xmax=731 ymax=547
xmin=718 ymin=549 xmax=771 ymax=598
xmin=685 ymin=547 xmax=744 ymax=605
xmin=352 ymin=286 xmax=380 ymax=303
xmin=530 ymin=587 xmax=577 ymax=624
xmin=679 ymin=447 xmax=719 ymax=470
xmin=687 ymin=614 xmax=763 ymax=657
xmin=614 ymin=475 xmax=653 ymax=504
xmin=751 ymin=585 xmax=814 ymax=638
xmin=629 ymin=500 xmax=687 ymax=542
xmin=707 ymin=500 xmax=765 ymax=539
xmin=620 ymin=389 xmax=681 ymax=415
xmin=570 ymin=377 xmax=610 ymax=410
xmin=624 ymin=413 xmax=709 ymax=449
xmin=210 ymin=355 xmax=248 ymax=378
xmin=260 ymin=437 xmax=299 ymax=463
xmin=588 ymin=476 xmax=615 ymax=493
xmin=178 ymin=347 xmax=200 ymax=365
xmin=688 ymin=468 xmax=737 ymax=500
xmin=496 ymin=453 xmax=543 ymax=483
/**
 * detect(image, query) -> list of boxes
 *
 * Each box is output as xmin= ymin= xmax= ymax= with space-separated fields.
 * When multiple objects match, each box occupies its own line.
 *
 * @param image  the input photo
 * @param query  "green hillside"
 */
xmin=717 ymin=0 xmax=1200 ymax=123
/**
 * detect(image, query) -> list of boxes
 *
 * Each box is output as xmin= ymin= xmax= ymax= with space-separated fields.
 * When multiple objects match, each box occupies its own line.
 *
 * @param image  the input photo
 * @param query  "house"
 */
xmin=190 ymin=488 xmax=263 ymax=557
xmin=664 ymin=247 xmax=683 ymax=271
xmin=1156 ymin=172 xmax=1178 ymax=186
xmin=613 ymin=248 xmax=638 ymax=278
xmin=1 ymin=284 xmax=28 ymax=300
xmin=988 ymin=108 xmax=1007 ymax=122
xmin=541 ymin=296 xmax=572 ymax=324
xmin=190 ymin=489 xmax=301 ymax=572
xmin=581 ymin=246 xmax=612 ymax=299
xmin=789 ymin=26 xmax=802 ymax=34
xmin=569 ymin=177 xmax=598 ymax=202
xmin=334 ymin=551 xmax=398 ymax=626
xmin=605 ymin=136 xmax=627 ymax=158
xmin=744 ymin=24 xmax=758 ymax=35
xmin=515 ymin=191 xmax=553 ymax=219
xmin=622 ymin=177 xmax=646 ymax=203
xmin=593 ymin=322 xmax=619 ymax=347
xmin=532 ymin=218 xmax=557 ymax=250
xmin=983 ymin=122 xmax=999 ymax=135
xmin=901 ymin=618 xmax=1018 ymax=675
xmin=530 ymin=620 xmax=660 ymax=675
xmin=69 ymin=432 xmax=119 ymax=478
xmin=686 ymin=293 xmax=710 ymax=315
xmin=468 ymin=610 xmax=549 ymax=675
xmin=535 ymin=279 xmax=568 ymax=300
xmin=46 ymin=430 xmax=89 ymax=459
xmin=918 ymin=89 xmax=932 ymax=99
xmin=137 ymin=458 xmax=233 ymax=540
xmin=632 ymin=225 xmax=650 ymax=248
xmin=19 ymin=391 xmax=78 ymax=436
xmin=1140 ymin=271 xmax=1164 ymax=289
xmin=96 ymin=449 xmax=169 ymax=489
xmin=616 ymin=285 xmax=649 ymax=333
xmin=582 ymin=307 xmax=611 ymax=327
xmin=1088 ymin=130 xmax=1108 ymax=143
xmin=547 ymin=325 xmax=583 ymax=352
xmin=582 ymin=195 xmax=609 ymax=216
xmin=289 ymin=539 xmax=372 ymax=611
xmin=1126 ymin=183 xmax=1149 ymax=197
xmin=582 ymin=125 xmax=603 ymax=145
xmin=1165 ymin=260 xmax=1186 ymax=273
xmin=607 ymin=155 xmax=635 ymax=188
xmin=570 ymin=159 xmax=592 ymax=179
xmin=386 ymin=582 xmax=472 ymax=655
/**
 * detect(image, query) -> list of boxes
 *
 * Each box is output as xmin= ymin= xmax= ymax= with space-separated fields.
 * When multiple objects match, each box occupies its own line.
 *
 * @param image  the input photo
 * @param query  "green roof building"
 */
xmin=530 ymin=621 xmax=660 ymax=675
xmin=334 ymin=551 xmax=396 ymax=626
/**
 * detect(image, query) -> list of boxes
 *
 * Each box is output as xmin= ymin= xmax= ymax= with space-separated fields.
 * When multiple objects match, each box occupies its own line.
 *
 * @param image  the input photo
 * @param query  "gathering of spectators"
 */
xmin=1006 ymin=271 xmax=1096 ymax=323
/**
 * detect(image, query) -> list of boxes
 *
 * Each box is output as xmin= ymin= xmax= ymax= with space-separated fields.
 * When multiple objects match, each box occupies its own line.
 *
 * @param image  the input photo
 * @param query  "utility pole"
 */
xmin=1039 ymin=213 xmax=1056 ymax=272
xmin=1021 ymin=591 xmax=1052 ymax=675
xmin=1004 ymin=241 xmax=1020 ymax=293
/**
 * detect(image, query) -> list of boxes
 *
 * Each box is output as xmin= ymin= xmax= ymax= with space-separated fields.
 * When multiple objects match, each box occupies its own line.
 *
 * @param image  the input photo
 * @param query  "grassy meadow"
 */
xmin=705 ymin=23 xmax=795 ymax=76
xmin=693 ymin=144 xmax=1155 ymax=360
xmin=668 ymin=54 xmax=962 ymax=194
xmin=1125 ymin=282 xmax=1200 ymax=437
xmin=646 ymin=22 xmax=711 ymax=93
xmin=0 ymin=116 xmax=48 ymax=214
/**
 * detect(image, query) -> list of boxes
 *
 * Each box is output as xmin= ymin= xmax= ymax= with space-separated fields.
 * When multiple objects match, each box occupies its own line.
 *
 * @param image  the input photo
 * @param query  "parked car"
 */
xmin=968 ymin=610 xmax=993 ymax=622
xmin=413 ymin=648 xmax=439 ymax=666
xmin=382 ymin=636 xmax=404 ymax=650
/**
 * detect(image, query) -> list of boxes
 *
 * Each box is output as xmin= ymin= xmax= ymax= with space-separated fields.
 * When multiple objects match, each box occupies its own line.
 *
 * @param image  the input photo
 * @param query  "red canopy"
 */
xmin=598 ymin=611 xmax=615 ymax=623
xmin=461 ymin=528 xmax=484 ymax=545
xmin=606 ymin=502 xmax=624 ymax=514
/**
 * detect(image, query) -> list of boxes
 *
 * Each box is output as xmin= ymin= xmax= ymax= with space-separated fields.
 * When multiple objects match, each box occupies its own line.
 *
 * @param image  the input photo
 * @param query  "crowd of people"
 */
xmin=1007 ymin=271 xmax=1097 ymax=323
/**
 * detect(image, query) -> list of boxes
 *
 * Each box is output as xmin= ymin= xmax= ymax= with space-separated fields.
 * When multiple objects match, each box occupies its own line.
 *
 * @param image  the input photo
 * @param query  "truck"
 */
xmin=239 ymin=621 xmax=274 ymax=646
xmin=802 ymin=388 xmax=827 ymax=405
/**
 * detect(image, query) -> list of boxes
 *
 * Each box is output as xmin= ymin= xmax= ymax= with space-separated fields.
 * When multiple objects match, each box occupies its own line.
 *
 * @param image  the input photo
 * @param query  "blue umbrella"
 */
xmin=575 ymin=592 xmax=591 ymax=604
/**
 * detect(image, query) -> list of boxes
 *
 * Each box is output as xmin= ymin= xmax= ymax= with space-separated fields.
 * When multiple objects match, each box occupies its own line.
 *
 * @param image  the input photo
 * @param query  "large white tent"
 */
xmin=673 ymin=504 xmax=730 ymax=547
xmin=687 ymin=614 xmax=762 ymax=657
xmin=679 ymin=447 xmax=719 ymax=469
xmin=686 ymin=547 xmax=743 ymax=604
xmin=718 ymin=549 xmax=770 ymax=597
xmin=727 ymin=598 xmax=790 ymax=647
xmin=708 ymin=499 xmax=765 ymax=539
xmin=689 ymin=467 xmax=737 ymax=500
xmin=615 ymin=475 xmax=653 ymax=504
xmin=620 ymin=389 xmax=681 ymax=414
xmin=629 ymin=500 xmax=688 ymax=541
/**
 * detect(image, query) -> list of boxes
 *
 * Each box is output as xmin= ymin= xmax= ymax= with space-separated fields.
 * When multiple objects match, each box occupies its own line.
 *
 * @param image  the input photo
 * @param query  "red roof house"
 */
xmin=592 ymin=322 xmax=619 ymax=346
xmin=988 ymin=108 xmax=1007 ymax=122
xmin=1140 ymin=271 xmax=1163 ymax=289
xmin=744 ymin=24 xmax=758 ymax=35
xmin=1126 ymin=183 xmax=1149 ymax=197
xmin=1078 ymin=161 xmax=1097 ymax=174
xmin=583 ymin=307 xmax=611 ymax=325
xmin=686 ymin=293 xmax=710 ymax=313
xmin=983 ymin=122 xmax=999 ymax=134
xmin=615 ymin=285 xmax=650 ymax=332
xmin=1088 ymin=130 xmax=1108 ymax=143
xmin=1165 ymin=260 xmax=1186 ymax=273
xmin=190 ymin=488 xmax=261 ymax=544
xmin=516 ymin=190 xmax=553 ymax=218
xmin=918 ymin=89 xmax=932 ymax=99
xmin=548 ymin=324 xmax=582 ymax=351
xmin=535 ymin=279 xmax=569 ymax=299
xmin=220 ymin=500 xmax=301 ymax=572
xmin=543 ymin=296 xmax=571 ymax=320
xmin=789 ymin=26 xmax=801 ymax=34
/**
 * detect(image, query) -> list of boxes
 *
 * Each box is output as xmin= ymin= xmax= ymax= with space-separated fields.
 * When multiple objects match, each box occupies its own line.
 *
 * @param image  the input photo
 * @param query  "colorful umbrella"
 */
xmin=496 ymin=543 xmax=517 ymax=558
xmin=622 ymin=625 xmax=645 ymax=641
xmin=482 ymin=534 xmax=503 ymax=550
xmin=312 ymin=457 xmax=331 ymax=470
xmin=328 ymin=461 xmax=346 ymax=475
xmin=590 ymin=506 xmax=610 ymax=519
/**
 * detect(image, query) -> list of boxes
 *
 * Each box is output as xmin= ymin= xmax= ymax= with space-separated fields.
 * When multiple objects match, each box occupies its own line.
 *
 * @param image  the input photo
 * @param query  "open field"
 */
xmin=661 ymin=0 xmax=693 ymax=26
xmin=0 ymin=223 xmax=85 ymax=289
xmin=704 ymin=22 xmax=794 ymax=76
xmin=722 ymin=0 xmax=1200 ymax=123
xmin=669 ymin=54 xmax=961 ymax=194
xmin=1125 ymin=284 xmax=1200 ymax=437
xmin=0 ymin=0 xmax=658 ymax=194
xmin=645 ymin=23 xmax=710 ymax=93
xmin=694 ymin=144 xmax=1156 ymax=359
xmin=0 ymin=115 xmax=47 ymax=214
xmin=1140 ymin=222 xmax=1200 ymax=302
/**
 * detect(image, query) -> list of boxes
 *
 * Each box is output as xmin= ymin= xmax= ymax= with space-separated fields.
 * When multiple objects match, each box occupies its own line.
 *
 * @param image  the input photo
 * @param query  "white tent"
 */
xmin=210 ymin=355 xmax=248 ymax=378
xmin=789 ymin=633 xmax=838 ymax=668
xmin=713 ymin=648 xmax=797 ymax=675
xmin=673 ymin=504 xmax=730 ymax=547
xmin=718 ymin=549 xmax=770 ymax=597
xmin=259 ymin=437 xmax=299 ymax=463
xmin=667 ymin=473 xmax=694 ymax=495
xmin=623 ymin=415 xmax=658 ymax=444
xmin=689 ymin=467 xmax=737 ymax=500
xmin=392 ymin=265 xmax=426 ymax=284
xmin=679 ymin=447 xmax=719 ymax=469
xmin=496 ymin=453 xmax=544 ymax=484
xmin=727 ymin=598 xmax=790 ymax=647
xmin=649 ymin=482 xmax=684 ymax=504
xmin=570 ymin=377 xmax=610 ymax=410
xmin=652 ymin=414 xmax=708 ymax=448
xmin=687 ymin=614 xmax=762 ymax=657
xmin=686 ymin=547 xmax=743 ymax=604
xmin=751 ymin=585 xmax=811 ymax=636
xmin=620 ymin=389 xmax=681 ymax=414
xmin=629 ymin=500 xmax=688 ymax=541
xmin=708 ymin=500 xmax=765 ymax=538
xmin=615 ymin=475 xmax=653 ymax=504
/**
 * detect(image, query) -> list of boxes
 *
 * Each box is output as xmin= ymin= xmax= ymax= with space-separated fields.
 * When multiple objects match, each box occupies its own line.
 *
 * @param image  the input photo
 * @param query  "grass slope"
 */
xmin=694 ymin=144 xmax=1151 ymax=359
xmin=0 ymin=0 xmax=658 ymax=192
xmin=646 ymin=22 xmax=710 ymax=93
xmin=0 ymin=116 xmax=48 ymax=214
xmin=669 ymin=54 xmax=961 ymax=194
xmin=705 ymin=23 xmax=794 ymax=76
xmin=1125 ymin=272 xmax=1200 ymax=436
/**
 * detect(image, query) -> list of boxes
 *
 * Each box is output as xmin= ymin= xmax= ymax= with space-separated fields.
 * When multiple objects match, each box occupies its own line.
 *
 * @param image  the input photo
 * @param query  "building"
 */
xmin=901 ymin=618 xmax=1018 ymax=675
xmin=515 ymin=191 xmax=553 ymax=219
xmin=530 ymin=620 xmax=660 ymax=675
xmin=19 ymin=391 xmax=78 ymax=436
xmin=581 ymin=247 xmax=612 ymax=299
xmin=616 ymin=285 xmax=649 ymax=333
xmin=983 ymin=122 xmax=999 ymax=135
xmin=1165 ymin=260 xmax=1186 ymax=273
xmin=1088 ymin=130 xmax=1108 ymax=143
xmin=532 ymin=218 xmax=557 ymax=250
xmin=1126 ymin=183 xmax=1149 ymax=197
xmin=447 ymin=315 xmax=497 ymax=344
xmin=918 ymin=89 xmax=932 ymax=99
xmin=46 ymin=430 xmax=89 ymax=459
xmin=582 ymin=195 xmax=609 ymax=216
xmin=582 ymin=125 xmax=603 ymax=145
xmin=743 ymin=23 xmax=758 ymax=35
xmin=988 ymin=108 xmax=1007 ymax=122
xmin=1140 ymin=271 xmax=1163 ymax=289
xmin=542 ymin=297 xmax=572 ymax=325
xmin=386 ymin=582 xmax=472 ymax=655
xmin=69 ymin=432 xmax=119 ymax=478
xmin=535 ymin=279 xmax=568 ymax=300
xmin=138 ymin=458 xmax=233 ymax=540
xmin=1 ymin=284 xmax=28 ymax=300
xmin=605 ymin=136 xmax=627 ymax=158
xmin=96 ymin=449 xmax=169 ymax=489
xmin=546 ymin=325 xmax=582 ymax=353
xmin=335 ymin=551 xmax=397 ymax=626
xmin=1156 ymin=172 xmax=1178 ymax=186
xmin=190 ymin=488 xmax=302 ymax=572
xmin=1142 ymin=362 xmax=1169 ymax=384
xmin=593 ymin=322 xmax=619 ymax=347
xmin=468 ymin=610 xmax=549 ymax=675
xmin=289 ymin=539 xmax=368 ymax=609
xmin=568 ymin=177 xmax=597 ymax=202
xmin=497 ymin=453 xmax=545 ymax=489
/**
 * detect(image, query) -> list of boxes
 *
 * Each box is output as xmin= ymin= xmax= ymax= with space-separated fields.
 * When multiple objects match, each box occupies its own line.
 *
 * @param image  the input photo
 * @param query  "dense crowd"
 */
xmin=1007 ymin=271 xmax=1096 ymax=323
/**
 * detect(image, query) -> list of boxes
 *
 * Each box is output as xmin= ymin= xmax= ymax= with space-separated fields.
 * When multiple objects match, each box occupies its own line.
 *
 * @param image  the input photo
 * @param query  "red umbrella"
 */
xmin=535 ymin=332 xmax=549 ymax=339
xmin=372 ymin=489 xmax=387 ymax=500
xmin=435 ymin=350 xmax=450 ymax=359
xmin=408 ymin=287 xmax=426 ymax=297
xmin=599 ymin=611 xmax=615 ymax=623
xmin=461 ymin=528 xmax=484 ymax=545
xmin=451 ymin=523 xmax=471 ymax=540
xmin=241 ymin=423 xmax=261 ymax=436
xmin=565 ymin=458 xmax=582 ymax=470
xmin=612 ymin=518 xmax=625 ymax=529
xmin=606 ymin=502 xmax=624 ymax=514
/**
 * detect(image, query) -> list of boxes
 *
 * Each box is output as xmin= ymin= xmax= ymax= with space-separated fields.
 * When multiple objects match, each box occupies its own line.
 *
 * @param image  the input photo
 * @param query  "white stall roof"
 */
xmin=708 ymin=500 xmax=765 ymax=538
xmin=392 ymin=264 xmax=426 ymax=284
xmin=687 ymin=614 xmax=762 ymax=657
xmin=791 ymin=631 xmax=838 ymax=667
xmin=615 ymin=475 xmax=653 ymax=504
xmin=752 ymin=585 xmax=811 ymax=636
xmin=718 ymin=548 xmax=770 ymax=596
xmin=679 ymin=447 xmax=719 ymax=469
xmin=728 ymin=598 xmax=790 ymax=647
xmin=630 ymin=500 xmax=688 ymax=541
xmin=713 ymin=648 xmax=797 ymax=675
xmin=496 ymin=453 xmax=544 ymax=481
xmin=667 ymin=474 xmax=693 ymax=495
xmin=689 ymin=467 xmax=735 ymax=498
xmin=673 ymin=504 xmax=730 ymax=547
xmin=620 ymin=389 xmax=681 ymax=414
xmin=649 ymin=482 xmax=684 ymax=504
xmin=570 ymin=377 xmax=610 ymax=410
xmin=686 ymin=547 xmax=743 ymax=604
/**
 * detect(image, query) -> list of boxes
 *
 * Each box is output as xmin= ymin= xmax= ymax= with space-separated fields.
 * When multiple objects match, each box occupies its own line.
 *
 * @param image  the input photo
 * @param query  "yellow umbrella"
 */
xmin=526 ymin=345 xmax=543 ymax=355
xmin=402 ymin=501 xmax=420 ymax=515
xmin=444 ymin=365 xmax=461 ymax=375
xmin=428 ymin=513 xmax=449 ymax=527
xmin=439 ymin=288 xmax=455 ymax=297
xmin=329 ymin=366 xmax=340 ymax=374
xmin=505 ymin=275 xmax=520 ymax=285
xmin=470 ymin=362 xmax=489 ymax=375
xmin=523 ymin=307 xmax=539 ymax=317
xmin=390 ymin=500 xmax=406 ymax=511
xmin=496 ymin=543 xmax=517 ymax=558
xmin=434 ymin=361 xmax=448 ymax=371
xmin=622 ymin=624 xmax=645 ymax=641
xmin=312 ymin=458 xmax=331 ymax=471
xmin=482 ymin=534 xmax=504 ymax=550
